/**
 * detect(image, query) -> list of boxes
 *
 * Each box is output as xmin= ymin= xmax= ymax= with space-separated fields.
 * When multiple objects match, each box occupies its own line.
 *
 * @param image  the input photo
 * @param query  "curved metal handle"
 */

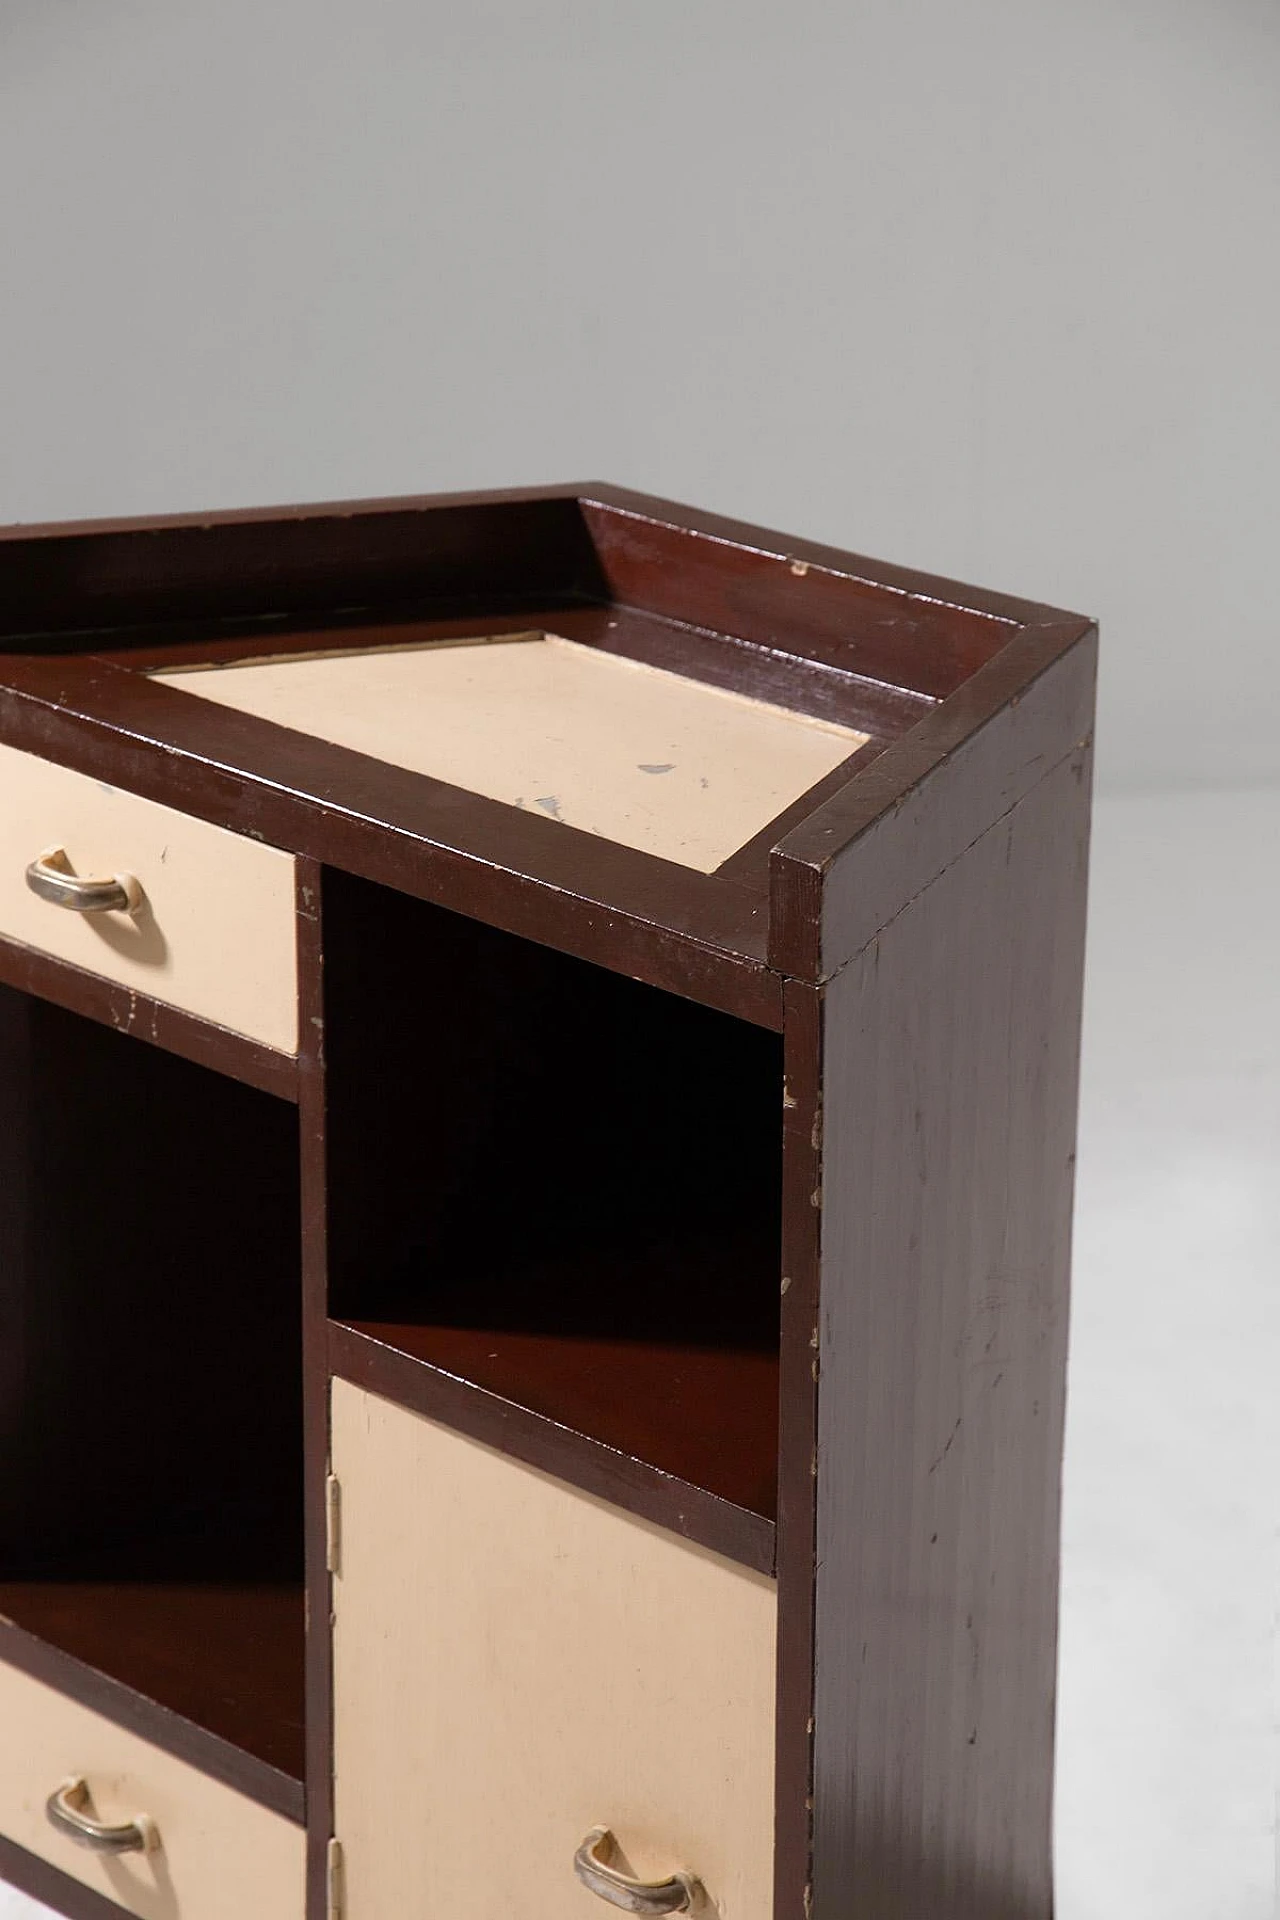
xmin=573 ymin=1827 xmax=700 ymax=1914
xmin=46 ymin=1777 xmax=158 ymax=1854
xmin=25 ymin=848 xmax=141 ymax=915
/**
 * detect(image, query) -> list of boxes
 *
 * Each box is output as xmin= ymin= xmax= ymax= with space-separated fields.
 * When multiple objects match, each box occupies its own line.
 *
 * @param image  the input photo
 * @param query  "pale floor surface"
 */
xmin=1055 ymin=787 xmax=1278 ymax=1920
xmin=2 ymin=787 xmax=1276 ymax=1920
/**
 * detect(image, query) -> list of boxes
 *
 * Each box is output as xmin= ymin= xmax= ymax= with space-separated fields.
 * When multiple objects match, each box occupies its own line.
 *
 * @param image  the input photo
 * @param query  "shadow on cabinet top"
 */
xmin=0 ymin=484 xmax=1095 ymax=1023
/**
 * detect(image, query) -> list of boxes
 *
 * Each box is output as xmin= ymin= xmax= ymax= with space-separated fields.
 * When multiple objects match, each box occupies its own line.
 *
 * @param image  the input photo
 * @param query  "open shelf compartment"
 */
xmin=0 ymin=984 xmax=306 ymax=1804
xmin=322 ymin=869 xmax=784 ymax=1565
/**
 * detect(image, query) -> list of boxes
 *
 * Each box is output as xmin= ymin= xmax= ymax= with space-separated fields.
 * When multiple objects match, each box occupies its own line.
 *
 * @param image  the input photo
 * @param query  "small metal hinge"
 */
xmin=326 ymin=1837 xmax=344 ymax=1920
xmin=325 ymin=1474 xmax=341 ymax=1577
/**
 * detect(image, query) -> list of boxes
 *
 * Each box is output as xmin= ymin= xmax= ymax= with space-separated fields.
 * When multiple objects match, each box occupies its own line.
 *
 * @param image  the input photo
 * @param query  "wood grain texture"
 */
xmin=810 ymin=741 xmax=1093 ymax=1919
xmin=0 ymin=1659 xmax=305 ymax=1920
xmin=0 ymin=740 xmax=298 ymax=1050
xmin=331 ymin=1381 xmax=777 ymax=1920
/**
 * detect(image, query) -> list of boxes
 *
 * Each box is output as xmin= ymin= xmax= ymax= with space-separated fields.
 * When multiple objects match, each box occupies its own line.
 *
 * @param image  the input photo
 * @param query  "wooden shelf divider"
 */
xmin=328 ymin=1319 xmax=777 ymax=1578
xmin=0 ymin=932 xmax=299 ymax=1102
xmin=0 ymin=1587 xmax=306 ymax=1823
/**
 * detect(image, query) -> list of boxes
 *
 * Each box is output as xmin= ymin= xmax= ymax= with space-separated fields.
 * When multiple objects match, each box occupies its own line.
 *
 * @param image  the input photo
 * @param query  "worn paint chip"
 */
xmin=154 ymin=631 xmax=868 ymax=872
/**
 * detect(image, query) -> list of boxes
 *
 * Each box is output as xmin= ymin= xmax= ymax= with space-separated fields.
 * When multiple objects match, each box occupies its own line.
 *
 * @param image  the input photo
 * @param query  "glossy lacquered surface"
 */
xmin=0 ymin=485 xmax=1087 ymax=1023
xmin=0 ymin=486 xmax=1096 ymax=1920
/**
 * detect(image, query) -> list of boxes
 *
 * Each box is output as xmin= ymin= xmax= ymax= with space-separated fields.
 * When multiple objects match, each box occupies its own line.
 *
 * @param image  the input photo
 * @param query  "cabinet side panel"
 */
xmin=813 ymin=741 xmax=1092 ymax=1918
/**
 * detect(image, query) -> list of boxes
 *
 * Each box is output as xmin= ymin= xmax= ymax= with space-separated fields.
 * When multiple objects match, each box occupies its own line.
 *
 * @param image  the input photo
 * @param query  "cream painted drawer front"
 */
xmin=0 ymin=1659 xmax=305 ymax=1920
xmin=0 ymin=743 xmax=297 ymax=1051
xmin=332 ymin=1380 xmax=778 ymax=1920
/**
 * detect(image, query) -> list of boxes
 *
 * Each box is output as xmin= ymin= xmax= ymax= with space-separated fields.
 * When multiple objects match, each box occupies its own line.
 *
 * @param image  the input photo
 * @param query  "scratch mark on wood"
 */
xmin=927 ymin=1415 xmax=962 ymax=1475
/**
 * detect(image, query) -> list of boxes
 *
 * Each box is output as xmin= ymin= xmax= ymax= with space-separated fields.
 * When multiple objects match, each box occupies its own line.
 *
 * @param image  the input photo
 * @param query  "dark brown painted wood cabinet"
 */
xmin=0 ymin=485 xmax=1095 ymax=1920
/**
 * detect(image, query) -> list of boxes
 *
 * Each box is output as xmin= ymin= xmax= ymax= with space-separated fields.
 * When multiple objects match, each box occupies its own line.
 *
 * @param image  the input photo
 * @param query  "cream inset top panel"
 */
xmin=156 ymin=634 xmax=867 ymax=873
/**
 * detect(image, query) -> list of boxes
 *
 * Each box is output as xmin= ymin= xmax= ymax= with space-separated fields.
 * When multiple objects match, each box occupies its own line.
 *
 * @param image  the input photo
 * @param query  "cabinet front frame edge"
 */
xmin=297 ymin=854 xmax=335 ymax=1920
xmin=774 ymin=980 xmax=824 ymax=1920
xmin=326 ymin=1321 xmax=777 ymax=1581
xmin=0 ymin=930 xmax=299 ymax=1100
xmin=0 ymin=661 xmax=782 ymax=1030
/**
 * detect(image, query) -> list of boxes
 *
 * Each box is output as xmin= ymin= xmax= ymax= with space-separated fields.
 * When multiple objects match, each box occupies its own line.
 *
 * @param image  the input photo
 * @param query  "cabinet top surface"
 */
xmin=155 ymin=632 xmax=870 ymax=876
xmin=0 ymin=484 xmax=1094 ymax=1019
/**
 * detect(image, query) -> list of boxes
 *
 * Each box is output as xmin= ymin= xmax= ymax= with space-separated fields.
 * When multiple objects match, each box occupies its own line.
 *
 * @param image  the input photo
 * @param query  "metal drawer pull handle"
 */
xmin=46 ymin=1777 xmax=158 ymax=1854
xmin=573 ymin=1827 xmax=700 ymax=1913
xmin=25 ymin=848 xmax=141 ymax=915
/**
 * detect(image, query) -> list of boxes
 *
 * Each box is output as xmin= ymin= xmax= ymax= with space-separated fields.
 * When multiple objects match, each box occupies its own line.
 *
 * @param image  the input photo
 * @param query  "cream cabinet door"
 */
xmin=331 ymin=1380 xmax=777 ymax=1919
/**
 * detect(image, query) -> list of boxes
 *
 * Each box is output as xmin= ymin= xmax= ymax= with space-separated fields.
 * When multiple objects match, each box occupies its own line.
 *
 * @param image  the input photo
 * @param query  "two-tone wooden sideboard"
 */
xmin=0 ymin=486 xmax=1096 ymax=1920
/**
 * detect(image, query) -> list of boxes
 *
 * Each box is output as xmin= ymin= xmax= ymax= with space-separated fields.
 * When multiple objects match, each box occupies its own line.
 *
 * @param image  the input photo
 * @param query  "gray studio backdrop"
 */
xmin=2 ymin=0 xmax=1278 ymax=795
xmin=1 ymin=9 xmax=1277 ymax=1920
